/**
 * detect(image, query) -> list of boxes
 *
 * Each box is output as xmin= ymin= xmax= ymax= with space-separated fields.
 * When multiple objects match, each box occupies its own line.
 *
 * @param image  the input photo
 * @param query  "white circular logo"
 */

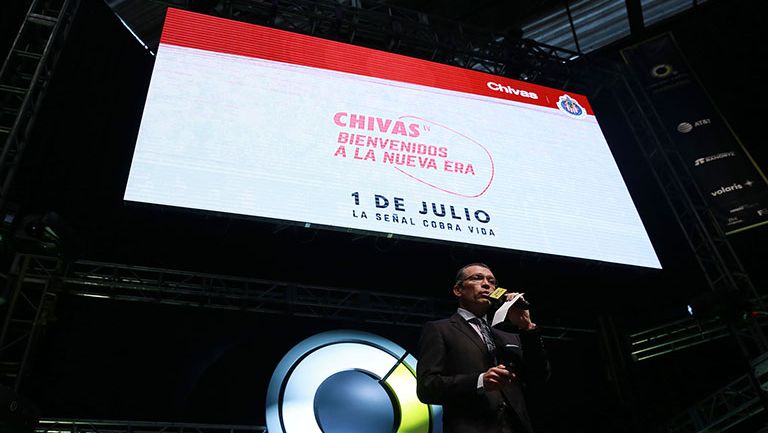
xmin=677 ymin=122 xmax=693 ymax=133
xmin=265 ymin=330 xmax=442 ymax=433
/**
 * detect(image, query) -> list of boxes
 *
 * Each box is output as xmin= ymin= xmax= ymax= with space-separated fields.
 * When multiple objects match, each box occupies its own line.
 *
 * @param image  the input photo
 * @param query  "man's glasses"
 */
xmin=462 ymin=273 xmax=498 ymax=286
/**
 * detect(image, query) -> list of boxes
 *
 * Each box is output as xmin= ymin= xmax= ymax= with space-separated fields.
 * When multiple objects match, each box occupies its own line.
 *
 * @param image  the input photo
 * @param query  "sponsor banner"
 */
xmin=621 ymin=33 xmax=768 ymax=234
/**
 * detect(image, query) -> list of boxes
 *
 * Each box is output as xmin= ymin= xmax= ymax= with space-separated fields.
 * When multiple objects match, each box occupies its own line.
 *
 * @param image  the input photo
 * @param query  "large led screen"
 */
xmin=125 ymin=8 xmax=661 ymax=268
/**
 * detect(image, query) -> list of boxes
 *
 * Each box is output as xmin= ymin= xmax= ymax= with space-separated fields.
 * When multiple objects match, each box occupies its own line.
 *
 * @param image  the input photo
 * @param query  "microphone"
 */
xmin=488 ymin=287 xmax=530 ymax=309
xmin=498 ymin=343 xmax=524 ymax=374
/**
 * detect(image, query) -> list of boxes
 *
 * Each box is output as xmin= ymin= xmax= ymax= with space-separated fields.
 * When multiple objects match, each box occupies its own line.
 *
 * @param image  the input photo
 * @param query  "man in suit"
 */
xmin=416 ymin=263 xmax=549 ymax=433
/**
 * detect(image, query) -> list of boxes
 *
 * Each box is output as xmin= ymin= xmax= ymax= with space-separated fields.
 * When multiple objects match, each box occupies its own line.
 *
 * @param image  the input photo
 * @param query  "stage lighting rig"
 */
xmin=687 ymin=289 xmax=752 ymax=321
xmin=9 ymin=211 xmax=79 ymax=260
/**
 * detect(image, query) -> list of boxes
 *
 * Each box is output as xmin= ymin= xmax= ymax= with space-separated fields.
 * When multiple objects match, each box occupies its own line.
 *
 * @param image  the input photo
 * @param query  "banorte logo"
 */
xmin=694 ymin=151 xmax=736 ymax=167
xmin=332 ymin=112 xmax=495 ymax=198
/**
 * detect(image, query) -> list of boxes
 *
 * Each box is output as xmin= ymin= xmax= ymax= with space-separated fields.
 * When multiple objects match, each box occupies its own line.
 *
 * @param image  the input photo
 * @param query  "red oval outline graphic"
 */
xmin=397 ymin=115 xmax=495 ymax=198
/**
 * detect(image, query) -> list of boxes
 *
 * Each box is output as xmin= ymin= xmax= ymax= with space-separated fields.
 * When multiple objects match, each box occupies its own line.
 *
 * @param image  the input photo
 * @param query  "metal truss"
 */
xmin=0 ymin=0 xmax=80 ymax=211
xmin=247 ymin=0 xmax=577 ymax=85
xmin=61 ymin=258 xmax=454 ymax=327
xmin=110 ymin=0 xmax=587 ymax=91
xmin=246 ymin=0 xmax=588 ymax=89
xmin=36 ymin=419 xmax=266 ymax=433
xmin=0 ymin=255 xmax=61 ymax=391
xmin=56 ymin=258 xmax=595 ymax=341
xmin=630 ymin=310 xmax=768 ymax=362
xmin=0 ymin=253 xmax=596 ymax=393
xmin=614 ymin=71 xmax=767 ymax=354
xmin=611 ymin=69 xmax=768 ymax=431
xmin=664 ymin=352 xmax=768 ymax=433
xmin=629 ymin=316 xmax=732 ymax=361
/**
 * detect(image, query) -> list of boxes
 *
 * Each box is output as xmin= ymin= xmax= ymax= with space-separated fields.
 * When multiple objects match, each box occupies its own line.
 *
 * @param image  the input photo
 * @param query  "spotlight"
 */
xmin=688 ymin=290 xmax=751 ymax=320
xmin=11 ymin=211 xmax=80 ymax=259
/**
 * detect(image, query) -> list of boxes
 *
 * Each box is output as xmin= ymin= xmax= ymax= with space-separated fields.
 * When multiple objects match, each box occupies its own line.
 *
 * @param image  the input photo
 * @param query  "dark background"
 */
xmin=1 ymin=0 xmax=767 ymax=431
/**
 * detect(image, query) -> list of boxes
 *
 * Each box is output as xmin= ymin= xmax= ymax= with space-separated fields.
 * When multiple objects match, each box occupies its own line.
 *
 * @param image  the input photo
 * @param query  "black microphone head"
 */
xmin=499 ymin=344 xmax=523 ymax=372
xmin=488 ymin=287 xmax=507 ymax=303
xmin=493 ymin=287 xmax=530 ymax=309
xmin=512 ymin=297 xmax=530 ymax=310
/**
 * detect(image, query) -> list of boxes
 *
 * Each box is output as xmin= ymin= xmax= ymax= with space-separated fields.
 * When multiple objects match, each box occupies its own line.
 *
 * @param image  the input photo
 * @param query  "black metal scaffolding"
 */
xmin=0 ymin=0 xmax=766 ymax=432
xmin=0 ymin=0 xmax=80 ymax=211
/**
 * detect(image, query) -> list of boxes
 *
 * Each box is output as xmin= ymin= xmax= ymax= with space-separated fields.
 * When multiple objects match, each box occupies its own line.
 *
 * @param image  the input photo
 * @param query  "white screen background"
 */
xmin=125 ymin=44 xmax=661 ymax=268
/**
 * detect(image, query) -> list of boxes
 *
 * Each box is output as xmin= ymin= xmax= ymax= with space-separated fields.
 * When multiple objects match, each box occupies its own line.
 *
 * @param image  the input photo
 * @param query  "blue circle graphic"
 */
xmin=314 ymin=369 xmax=397 ymax=433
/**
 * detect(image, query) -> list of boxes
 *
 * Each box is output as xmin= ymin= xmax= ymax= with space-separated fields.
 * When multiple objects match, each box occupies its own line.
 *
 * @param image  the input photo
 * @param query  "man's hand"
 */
xmin=482 ymin=364 xmax=515 ymax=391
xmin=505 ymin=292 xmax=536 ymax=331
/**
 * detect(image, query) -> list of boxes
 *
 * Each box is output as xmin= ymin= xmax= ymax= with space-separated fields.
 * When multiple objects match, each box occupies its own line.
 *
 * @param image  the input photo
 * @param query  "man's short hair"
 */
xmin=454 ymin=262 xmax=491 ymax=287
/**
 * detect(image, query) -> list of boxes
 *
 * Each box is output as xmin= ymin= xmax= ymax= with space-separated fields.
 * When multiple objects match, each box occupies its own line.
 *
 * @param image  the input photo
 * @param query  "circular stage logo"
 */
xmin=265 ymin=330 xmax=442 ymax=433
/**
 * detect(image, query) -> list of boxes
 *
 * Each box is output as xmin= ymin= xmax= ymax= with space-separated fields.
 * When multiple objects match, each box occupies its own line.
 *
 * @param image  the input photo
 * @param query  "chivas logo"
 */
xmin=557 ymin=95 xmax=584 ymax=117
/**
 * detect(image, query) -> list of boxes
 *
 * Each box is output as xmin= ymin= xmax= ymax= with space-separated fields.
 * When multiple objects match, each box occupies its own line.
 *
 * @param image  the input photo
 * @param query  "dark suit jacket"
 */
xmin=416 ymin=312 xmax=550 ymax=433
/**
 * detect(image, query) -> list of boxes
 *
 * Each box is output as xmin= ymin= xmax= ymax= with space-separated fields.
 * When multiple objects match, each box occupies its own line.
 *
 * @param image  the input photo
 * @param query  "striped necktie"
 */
xmin=471 ymin=317 xmax=496 ymax=353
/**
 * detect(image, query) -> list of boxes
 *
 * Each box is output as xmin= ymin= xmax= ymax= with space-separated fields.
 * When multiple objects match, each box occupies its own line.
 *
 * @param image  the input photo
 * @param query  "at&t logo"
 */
xmin=677 ymin=118 xmax=711 ymax=133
